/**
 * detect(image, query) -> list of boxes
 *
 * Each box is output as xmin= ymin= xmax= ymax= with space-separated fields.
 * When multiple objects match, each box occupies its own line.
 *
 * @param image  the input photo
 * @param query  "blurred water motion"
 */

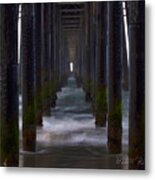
xmin=19 ymin=76 xmax=129 ymax=169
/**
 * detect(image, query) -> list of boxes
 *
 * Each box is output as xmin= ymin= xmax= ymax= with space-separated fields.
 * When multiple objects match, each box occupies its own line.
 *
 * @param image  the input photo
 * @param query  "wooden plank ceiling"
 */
xmin=60 ymin=3 xmax=84 ymax=31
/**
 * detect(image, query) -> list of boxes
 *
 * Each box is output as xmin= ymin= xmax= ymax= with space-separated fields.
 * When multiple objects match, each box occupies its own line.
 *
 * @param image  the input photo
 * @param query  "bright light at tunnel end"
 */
xmin=70 ymin=62 xmax=74 ymax=72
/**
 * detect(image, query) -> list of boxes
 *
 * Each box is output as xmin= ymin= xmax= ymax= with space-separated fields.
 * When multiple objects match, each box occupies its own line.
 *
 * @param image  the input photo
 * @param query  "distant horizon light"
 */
xmin=70 ymin=62 xmax=74 ymax=72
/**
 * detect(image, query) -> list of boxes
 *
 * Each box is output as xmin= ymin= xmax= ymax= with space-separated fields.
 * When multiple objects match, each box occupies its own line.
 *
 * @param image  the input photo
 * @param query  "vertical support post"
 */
xmin=95 ymin=2 xmax=108 ymax=127
xmin=53 ymin=4 xmax=60 ymax=92
xmin=127 ymin=1 xmax=145 ymax=169
xmin=58 ymin=6 xmax=63 ymax=89
xmin=21 ymin=4 xmax=36 ymax=151
xmin=0 ymin=4 xmax=19 ymax=166
xmin=52 ymin=3 xmax=59 ymax=105
xmin=34 ymin=4 xmax=43 ymax=126
xmin=89 ymin=2 xmax=97 ymax=114
xmin=107 ymin=2 xmax=123 ymax=153
xmin=42 ymin=4 xmax=52 ymax=115
xmin=83 ymin=3 xmax=91 ymax=102
xmin=50 ymin=4 xmax=57 ymax=108
xmin=79 ymin=21 xmax=83 ymax=88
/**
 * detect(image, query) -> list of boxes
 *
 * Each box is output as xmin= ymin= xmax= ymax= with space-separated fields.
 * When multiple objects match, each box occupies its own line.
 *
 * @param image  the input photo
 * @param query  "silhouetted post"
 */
xmin=95 ymin=2 xmax=108 ymax=127
xmin=34 ymin=4 xmax=43 ymax=126
xmin=52 ymin=4 xmax=59 ymax=105
xmin=89 ymin=2 xmax=97 ymax=114
xmin=50 ymin=4 xmax=57 ymax=108
xmin=75 ymin=37 xmax=82 ymax=87
xmin=81 ymin=3 xmax=90 ymax=92
xmin=53 ymin=4 xmax=61 ymax=92
xmin=21 ymin=4 xmax=36 ymax=151
xmin=78 ymin=7 xmax=86 ymax=87
xmin=83 ymin=3 xmax=91 ymax=102
xmin=0 ymin=4 xmax=19 ymax=166
xmin=60 ymin=33 xmax=68 ymax=86
xmin=57 ymin=5 xmax=62 ymax=91
xmin=62 ymin=39 xmax=69 ymax=85
xmin=107 ymin=2 xmax=123 ymax=153
xmin=42 ymin=4 xmax=52 ymax=115
xmin=79 ymin=14 xmax=84 ymax=87
xmin=127 ymin=1 xmax=145 ymax=169
xmin=59 ymin=8 xmax=63 ymax=88
xmin=53 ymin=4 xmax=60 ymax=92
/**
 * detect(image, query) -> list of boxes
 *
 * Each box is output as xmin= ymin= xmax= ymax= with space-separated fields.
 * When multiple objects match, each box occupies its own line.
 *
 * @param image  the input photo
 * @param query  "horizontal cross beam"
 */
xmin=61 ymin=9 xmax=83 ymax=13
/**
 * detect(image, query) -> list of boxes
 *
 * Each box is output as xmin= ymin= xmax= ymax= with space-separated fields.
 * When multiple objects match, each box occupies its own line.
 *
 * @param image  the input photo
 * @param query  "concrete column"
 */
xmin=0 ymin=4 xmax=19 ymax=166
xmin=107 ymin=2 xmax=123 ymax=153
xmin=127 ymin=1 xmax=145 ymax=169
xmin=21 ymin=4 xmax=36 ymax=151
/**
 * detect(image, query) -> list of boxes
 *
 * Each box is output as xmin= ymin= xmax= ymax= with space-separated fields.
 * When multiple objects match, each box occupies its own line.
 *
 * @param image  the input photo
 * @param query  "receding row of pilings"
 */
xmin=0 ymin=3 xmax=69 ymax=166
xmin=21 ymin=3 xmax=70 ymax=151
xmin=75 ymin=1 xmax=145 ymax=169
xmin=0 ymin=1 xmax=145 ymax=169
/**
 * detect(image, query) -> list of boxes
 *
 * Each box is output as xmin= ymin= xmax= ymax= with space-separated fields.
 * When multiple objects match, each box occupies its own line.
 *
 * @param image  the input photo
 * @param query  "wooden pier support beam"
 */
xmin=0 ymin=4 xmax=19 ymax=166
xmin=41 ymin=4 xmax=52 ymax=115
xmin=107 ymin=2 xmax=123 ymax=153
xmin=21 ymin=4 xmax=36 ymax=151
xmin=60 ymin=33 xmax=69 ymax=86
xmin=34 ymin=4 xmax=43 ymax=126
xmin=53 ymin=4 xmax=61 ymax=92
xmin=127 ymin=1 xmax=145 ymax=169
xmin=50 ymin=4 xmax=57 ymax=108
xmin=89 ymin=2 xmax=98 ymax=114
xmin=95 ymin=2 xmax=108 ymax=127
xmin=83 ymin=3 xmax=91 ymax=102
